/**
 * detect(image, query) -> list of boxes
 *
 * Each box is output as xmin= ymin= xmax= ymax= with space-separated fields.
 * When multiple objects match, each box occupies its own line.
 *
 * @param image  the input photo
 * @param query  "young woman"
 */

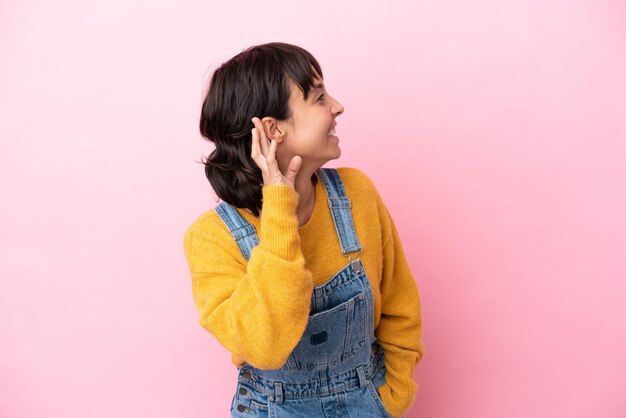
xmin=183 ymin=42 xmax=424 ymax=418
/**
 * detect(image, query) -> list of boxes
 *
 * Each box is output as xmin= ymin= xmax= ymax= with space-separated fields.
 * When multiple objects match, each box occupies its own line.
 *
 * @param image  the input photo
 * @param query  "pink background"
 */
xmin=2 ymin=1 xmax=625 ymax=417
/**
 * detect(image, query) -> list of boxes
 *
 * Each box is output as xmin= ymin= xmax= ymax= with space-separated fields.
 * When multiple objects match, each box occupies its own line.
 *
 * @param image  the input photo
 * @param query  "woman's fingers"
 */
xmin=250 ymin=128 xmax=262 ymax=165
xmin=251 ymin=117 xmax=270 ymax=157
xmin=269 ymin=135 xmax=278 ymax=157
xmin=266 ymin=138 xmax=281 ymax=178
xmin=249 ymin=128 xmax=259 ymax=160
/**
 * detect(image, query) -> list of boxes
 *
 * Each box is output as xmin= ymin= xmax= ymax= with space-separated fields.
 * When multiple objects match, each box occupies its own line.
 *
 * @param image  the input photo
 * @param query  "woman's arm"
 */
xmin=183 ymin=185 xmax=314 ymax=369
xmin=374 ymin=194 xmax=425 ymax=418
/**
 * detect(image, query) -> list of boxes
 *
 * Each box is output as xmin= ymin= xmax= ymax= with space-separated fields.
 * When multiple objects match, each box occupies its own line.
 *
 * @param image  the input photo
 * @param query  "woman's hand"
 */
xmin=250 ymin=117 xmax=302 ymax=190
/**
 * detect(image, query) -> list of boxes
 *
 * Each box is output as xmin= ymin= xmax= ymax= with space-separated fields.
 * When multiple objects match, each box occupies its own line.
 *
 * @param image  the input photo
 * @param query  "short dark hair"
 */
xmin=199 ymin=42 xmax=323 ymax=216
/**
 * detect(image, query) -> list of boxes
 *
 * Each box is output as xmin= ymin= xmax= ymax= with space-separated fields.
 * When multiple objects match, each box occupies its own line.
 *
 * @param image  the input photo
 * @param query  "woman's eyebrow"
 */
xmin=310 ymin=83 xmax=325 ymax=92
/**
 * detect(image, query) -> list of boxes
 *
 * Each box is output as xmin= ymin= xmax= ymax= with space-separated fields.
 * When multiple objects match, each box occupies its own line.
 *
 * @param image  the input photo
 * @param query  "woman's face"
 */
xmin=267 ymin=72 xmax=345 ymax=169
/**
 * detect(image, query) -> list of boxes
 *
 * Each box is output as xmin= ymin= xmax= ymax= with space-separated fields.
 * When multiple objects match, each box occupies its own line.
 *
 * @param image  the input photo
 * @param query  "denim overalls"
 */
xmin=214 ymin=168 xmax=398 ymax=418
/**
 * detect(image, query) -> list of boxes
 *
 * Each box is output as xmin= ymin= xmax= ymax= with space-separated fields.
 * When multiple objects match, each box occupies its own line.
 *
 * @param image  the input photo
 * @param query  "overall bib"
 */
xmin=215 ymin=168 xmax=397 ymax=418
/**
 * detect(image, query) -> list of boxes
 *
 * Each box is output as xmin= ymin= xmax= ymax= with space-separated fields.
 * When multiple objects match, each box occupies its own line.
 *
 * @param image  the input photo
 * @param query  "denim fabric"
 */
xmin=215 ymin=168 xmax=398 ymax=418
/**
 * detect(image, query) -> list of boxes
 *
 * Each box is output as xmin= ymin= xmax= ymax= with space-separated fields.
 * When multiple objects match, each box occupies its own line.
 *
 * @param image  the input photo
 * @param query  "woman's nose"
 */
xmin=333 ymin=98 xmax=344 ymax=116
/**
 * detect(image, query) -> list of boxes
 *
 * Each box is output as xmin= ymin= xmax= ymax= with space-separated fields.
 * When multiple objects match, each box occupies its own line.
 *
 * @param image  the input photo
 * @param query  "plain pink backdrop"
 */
xmin=1 ymin=0 xmax=625 ymax=417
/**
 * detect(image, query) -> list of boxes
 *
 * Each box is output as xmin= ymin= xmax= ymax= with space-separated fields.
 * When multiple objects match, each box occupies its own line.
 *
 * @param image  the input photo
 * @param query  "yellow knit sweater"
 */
xmin=183 ymin=167 xmax=424 ymax=418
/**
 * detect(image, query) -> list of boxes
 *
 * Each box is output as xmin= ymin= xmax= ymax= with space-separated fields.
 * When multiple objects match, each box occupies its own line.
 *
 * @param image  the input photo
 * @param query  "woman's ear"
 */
xmin=261 ymin=117 xmax=284 ymax=142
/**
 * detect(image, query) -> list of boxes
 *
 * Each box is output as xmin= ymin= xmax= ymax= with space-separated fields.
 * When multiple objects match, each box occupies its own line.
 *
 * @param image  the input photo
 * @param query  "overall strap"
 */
xmin=214 ymin=202 xmax=259 ymax=261
xmin=318 ymin=168 xmax=363 ymax=256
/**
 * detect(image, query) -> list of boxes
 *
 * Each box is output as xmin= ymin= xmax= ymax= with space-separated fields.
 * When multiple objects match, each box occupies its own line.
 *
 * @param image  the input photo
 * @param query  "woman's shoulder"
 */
xmin=332 ymin=166 xmax=379 ymax=195
xmin=183 ymin=207 xmax=246 ymax=273
xmin=185 ymin=206 xmax=220 ymax=231
xmin=333 ymin=167 xmax=389 ymax=217
xmin=183 ymin=207 xmax=237 ymax=251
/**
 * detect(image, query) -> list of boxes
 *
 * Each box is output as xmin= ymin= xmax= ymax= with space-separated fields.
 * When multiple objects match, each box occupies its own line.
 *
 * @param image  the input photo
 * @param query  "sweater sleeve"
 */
xmin=374 ymin=199 xmax=425 ymax=418
xmin=183 ymin=185 xmax=314 ymax=370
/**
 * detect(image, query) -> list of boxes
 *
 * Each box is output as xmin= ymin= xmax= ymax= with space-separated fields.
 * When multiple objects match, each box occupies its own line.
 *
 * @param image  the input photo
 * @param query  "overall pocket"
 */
xmin=286 ymin=291 xmax=367 ymax=369
xmin=367 ymin=380 xmax=395 ymax=418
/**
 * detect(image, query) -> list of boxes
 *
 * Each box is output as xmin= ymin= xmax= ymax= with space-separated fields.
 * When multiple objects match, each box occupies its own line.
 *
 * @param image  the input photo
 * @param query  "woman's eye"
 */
xmin=317 ymin=94 xmax=325 ymax=102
